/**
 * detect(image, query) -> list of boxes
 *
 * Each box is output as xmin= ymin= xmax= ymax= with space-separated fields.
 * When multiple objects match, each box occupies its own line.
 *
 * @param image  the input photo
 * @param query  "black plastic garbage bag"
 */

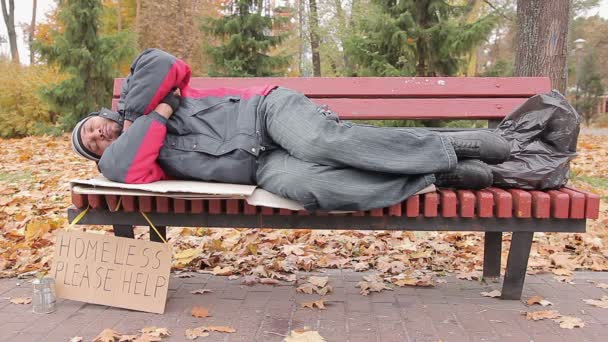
xmin=490 ymin=90 xmax=581 ymax=190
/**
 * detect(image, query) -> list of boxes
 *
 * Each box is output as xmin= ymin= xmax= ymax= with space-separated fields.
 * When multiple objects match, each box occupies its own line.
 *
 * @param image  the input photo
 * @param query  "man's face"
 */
xmin=80 ymin=116 xmax=122 ymax=156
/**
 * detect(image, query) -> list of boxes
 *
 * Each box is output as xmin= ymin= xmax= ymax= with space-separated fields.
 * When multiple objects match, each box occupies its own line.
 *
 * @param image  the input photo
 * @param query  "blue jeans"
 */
xmin=256 ymin=88 xmax=457 ymax=211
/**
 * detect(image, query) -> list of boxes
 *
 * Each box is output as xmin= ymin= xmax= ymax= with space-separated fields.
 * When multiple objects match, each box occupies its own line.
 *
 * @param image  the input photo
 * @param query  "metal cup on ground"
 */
xmin=32 ymin=277 xmax=56 ymax=314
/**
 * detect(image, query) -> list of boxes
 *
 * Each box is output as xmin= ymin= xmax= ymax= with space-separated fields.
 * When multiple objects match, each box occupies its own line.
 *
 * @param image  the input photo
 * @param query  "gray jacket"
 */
xmin=98 ymin=49 xmax=276 ymax=184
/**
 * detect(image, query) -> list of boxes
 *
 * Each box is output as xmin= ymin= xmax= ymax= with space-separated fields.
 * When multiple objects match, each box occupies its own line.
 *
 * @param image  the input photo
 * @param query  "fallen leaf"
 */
xmin=118 ymin=335 xmax=139 ymax=342
xmin=525 ymin=310 xmax=561 ymax=321
xmin=93 ymin=329 xmax=123 ymax=342
xmin=9 ymin=297 xmax=31 ymax=304
xmin=212 ymin=265 xmax=234 ymax=276
xmin=552 ymin=268 xmax=573 ymax=276
xmin=205 ymin=326 xmax=236 ymax=333
xmin=189 ymin=289 xmax=213 ymax=295
xmin=184 ymin=326 xmax=236 ymax=340
xmin=174 ymin=249 xmax=200 ymax=267
xmin=297 ymin=283 xmax=316 ymax=295
xmin=480 ymin=290 xmax=501 ymax=298
xmin=191 ymin=306 xmax=211 ymax=318
xmin=69 ymin=337 xmax=83 ymax=342
xmin=353 ymin=262 xmax=369 ymax=271
xmin=308 ymin=276 xmax=328 ymax=288
xmin=300 ymin=299 xmax=326 ymax=310
xmin=594 ymin=282 xmax=608 ymax=289
xmin=140 ymin=327 xmax=170 ymax=337
xmin=526 ymin=295 xmax=553 ymax=306
xmin=184 ymin=328 xmax=209 ymax=340
xmin=583 ymin=296 xmax=608 ymax=309
xmin=393 ymin=275 xmax=435 ymax=287
xmin=316 ymin=285 xmax=332 ymax=296
xmin=357 ymin=275 xmax=392 ymax=296
xmin=284 ymin=328 xmax=326 ymax=342
xmin=553 ymin=316 xmax=585 ymax=329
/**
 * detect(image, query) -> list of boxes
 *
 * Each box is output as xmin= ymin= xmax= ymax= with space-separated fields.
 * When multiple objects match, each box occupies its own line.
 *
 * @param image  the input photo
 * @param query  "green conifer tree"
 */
xmin=346 ymin=0 xmax=496 ymax=76
xmin=575 ymin=51 xmax=605 ymax=125
xmin=34 ymin=0 xmax=135 ymax=129
xmin=202 ymin=0 xmax=290 ymax=77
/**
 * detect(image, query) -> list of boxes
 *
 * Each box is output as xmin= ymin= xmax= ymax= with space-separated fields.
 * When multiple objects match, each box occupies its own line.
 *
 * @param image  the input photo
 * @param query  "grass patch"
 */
xmin=572 ymin=175 xmax=608 ymax=201
xmin=0 ymin=171 xmax=34 ymax=183
xmin=572 ymin=175 xmax=608 ymax=189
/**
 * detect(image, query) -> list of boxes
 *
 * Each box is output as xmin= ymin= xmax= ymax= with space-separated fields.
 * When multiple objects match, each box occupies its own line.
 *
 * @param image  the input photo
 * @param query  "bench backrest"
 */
xmin=112 ymin=77 xmax=551 ymax=121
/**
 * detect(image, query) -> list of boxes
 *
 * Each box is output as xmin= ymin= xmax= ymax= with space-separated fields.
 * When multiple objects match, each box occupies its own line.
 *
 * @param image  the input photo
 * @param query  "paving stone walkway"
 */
xmin=0 ymin=271 xmax=607 ymax=342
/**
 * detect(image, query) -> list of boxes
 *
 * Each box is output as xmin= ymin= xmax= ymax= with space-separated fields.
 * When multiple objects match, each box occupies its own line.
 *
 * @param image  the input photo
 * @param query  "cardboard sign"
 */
xmin=51 ymin=230 xmax=171 ymax=314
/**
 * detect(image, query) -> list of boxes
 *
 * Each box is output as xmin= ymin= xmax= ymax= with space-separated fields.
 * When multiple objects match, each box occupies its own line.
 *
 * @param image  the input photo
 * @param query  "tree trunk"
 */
xmin=515 ymin=0 xmax=570 ymax=93
xmin=415 ymin=1 xmax=429 ymax=76
xmin=117 ymin=0 xmax=122 ymax=31
xmin=30 ymin=0 xmax=37 ymax=64
xmin=333 ymin=0 xmax=352 ymax=74
xmin=1 ymin=0 xmax=20 ymax=63
xmin=298 ymin=0 xmax=305 ymax=76
xmin=308 ymin=0 xmax=321 ymax=76
xmin=135 ymin=0 xmax=141 ymax=34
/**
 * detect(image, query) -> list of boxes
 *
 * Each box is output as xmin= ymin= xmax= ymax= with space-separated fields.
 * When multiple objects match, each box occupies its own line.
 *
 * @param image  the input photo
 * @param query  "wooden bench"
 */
xmin=68 ymin=77 xmax=601 ymax=300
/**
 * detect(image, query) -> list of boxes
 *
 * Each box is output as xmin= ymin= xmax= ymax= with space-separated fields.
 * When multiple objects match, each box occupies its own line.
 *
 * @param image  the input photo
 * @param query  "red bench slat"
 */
xmin=558 ymin=188 xmax=586 ymax=219
xmin=486 ymin=187 xmax=513 ymax=218
xmin=547 ymin=190 xmax=570 ymax=219
xmin=476 ymin=190 xmax=494 ymax=218
xmin=457 ymin=190 xmax=475 ymax=218
xmin=173 ymin=199 xmax=187 ymax=213
xmin=279 ymin=208 xmax=292 ymax=215
xmin=406 ymin=195 xmax=420 ymax=217
xmin=261 ymin=206 xmax=274 ymax=215
xmin=113 ymin=97 xmax=527 ymax=120
xmin=351 ymin=211 xmax=365 ymax=217
xmin=565 ymin=187 xmax=600 ymax=219
xmin=244 ymin=203 xmax=257 ymax=215
xmin=226 ymin=199 xmax=240 ymax=214
xmin=191 ymin=200 xmax=204 ymax=213
xmin=388 ymin=203 xmax=402 ymax=216
xmin=114 ymin=77 xmax=551 ymax=98
xmin=529 ymin=191 xmax=550 ymax=218
xmin=138 ymin=196 xmax=153 ymax=212
xmin=208 ymin=200 xmax=222 ymax=214
xmin=507 ymin=189 xmax=532 ymax=218
xmin=121 ymin=196 xmax=136 ymax=212
xmin=156 ymin=197 xmax=170 ymax=213
xmin=370 ymin=208 xmax=384 ymax=217
xmin=71 ymin=192 xmax=87 ymax=209
xmin=423 ymin=192 xmax=439 ymax=217
xmin=439 ymin=189 xmax=457 ymax=217
xmin=87 ymin=194 xmax=104 ymax=209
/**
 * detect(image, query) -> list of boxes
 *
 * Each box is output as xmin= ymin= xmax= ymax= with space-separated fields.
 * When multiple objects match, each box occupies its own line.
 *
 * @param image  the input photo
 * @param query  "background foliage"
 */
xmin=0 ymin=0 xmax=607 ymax=137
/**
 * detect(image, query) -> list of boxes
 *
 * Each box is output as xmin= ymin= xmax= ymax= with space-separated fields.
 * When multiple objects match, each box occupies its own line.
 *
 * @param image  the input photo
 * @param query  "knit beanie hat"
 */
xmin=70 ymin=108 xmax=124 ymax=162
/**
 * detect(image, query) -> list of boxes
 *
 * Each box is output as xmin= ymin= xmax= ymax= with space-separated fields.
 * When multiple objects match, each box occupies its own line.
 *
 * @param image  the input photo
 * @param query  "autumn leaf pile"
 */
xmin=0 ymin=134 xmax=607 ymax=285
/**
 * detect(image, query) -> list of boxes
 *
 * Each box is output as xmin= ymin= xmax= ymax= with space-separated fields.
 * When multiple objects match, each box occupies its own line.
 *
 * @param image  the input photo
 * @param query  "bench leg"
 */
xmin=149 ymin=225 xmax=167 ymax=243
xmin=113 ymin=224 xmax=134 ymax=238
xmin=501 ymin=231 xmax=534 ymax=300
xmin=483 ymin=232 xmax=502 ymax=280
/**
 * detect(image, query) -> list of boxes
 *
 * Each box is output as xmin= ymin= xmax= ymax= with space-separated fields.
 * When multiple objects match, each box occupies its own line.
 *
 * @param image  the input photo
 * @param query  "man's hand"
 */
xmin=123 ymin=120 xmax=133 ymax=132
xmin=155 ymin=103 xmax=174 ymax=119
xmin=156 ymin=88 xmax=181 ymax=120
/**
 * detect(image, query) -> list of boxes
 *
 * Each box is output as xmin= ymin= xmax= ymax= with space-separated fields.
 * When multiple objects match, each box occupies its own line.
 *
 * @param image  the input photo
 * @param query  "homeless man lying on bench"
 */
xmin=71 ymin=48 xmax=510 ymax=212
